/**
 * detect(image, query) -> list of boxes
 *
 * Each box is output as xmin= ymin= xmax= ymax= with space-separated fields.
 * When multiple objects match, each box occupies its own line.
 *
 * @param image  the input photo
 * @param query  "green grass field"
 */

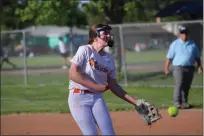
xmin=1 ymin=85 xmax=202 ymax=115
xmin=125 ymin=50 xmax=167 ymax=63
xmin=1 ymin=55 xmax=64 ymax=69
xmin=125 ymin=71 xmax=203 ymax=86
xmin=2 ymin=50 xmax=168 ymax=69
xmin=1 ymin=71 xmax=202 ymax=86
xmin=1 ymin=50 xmax=203 ymax=115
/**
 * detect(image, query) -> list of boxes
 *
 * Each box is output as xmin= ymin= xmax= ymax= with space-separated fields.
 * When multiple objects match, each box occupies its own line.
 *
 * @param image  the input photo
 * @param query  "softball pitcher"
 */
xmin=68 ymin=24 xmax=160 ymax=135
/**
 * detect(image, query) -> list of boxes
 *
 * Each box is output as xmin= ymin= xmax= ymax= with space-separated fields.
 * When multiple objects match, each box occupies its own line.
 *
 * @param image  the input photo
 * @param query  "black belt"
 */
xmin=175 ymin=66 xmax=194 ymax=68
xmin=73 ymin=89 xmax=94 ymax=94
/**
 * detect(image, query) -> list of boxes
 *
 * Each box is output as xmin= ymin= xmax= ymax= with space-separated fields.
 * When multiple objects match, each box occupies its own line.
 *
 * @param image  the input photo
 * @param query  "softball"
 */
xmin=168 ymin=106 xmax=179 ymax=117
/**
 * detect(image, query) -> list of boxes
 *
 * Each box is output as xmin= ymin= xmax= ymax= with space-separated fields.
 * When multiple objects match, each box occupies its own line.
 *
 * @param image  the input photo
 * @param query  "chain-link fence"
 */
xmin=110 ymin=20 xmax=203 ymax=88
xmin=1 ymin=20 xmax=203 ymax=88
xmin=1 ymin=26 xmax=88 ymax=86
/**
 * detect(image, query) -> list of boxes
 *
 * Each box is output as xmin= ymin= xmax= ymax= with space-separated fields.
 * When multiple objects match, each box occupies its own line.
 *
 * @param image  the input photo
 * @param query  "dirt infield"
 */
xmin=1 ymin=109 xmax=203 ymax=135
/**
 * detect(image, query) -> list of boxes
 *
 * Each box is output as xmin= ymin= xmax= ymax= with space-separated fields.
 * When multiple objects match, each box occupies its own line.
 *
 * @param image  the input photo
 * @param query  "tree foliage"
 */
xmin=15 ymin=0 xmax=87 ymax=27
xmin=83 ymin=0 xmax=126 ymax=24
xmin=82 ymin=0 xmax=107 ymax=25
xmin=1 ymin=0 xmax=87 ymax=30
xmin=83 ymin=0 xmax=186 ymax=24
xmin=1 ymin=0 xmax=25 ymax=30
xmin=1 ymin=0 xmax=200 ymax=30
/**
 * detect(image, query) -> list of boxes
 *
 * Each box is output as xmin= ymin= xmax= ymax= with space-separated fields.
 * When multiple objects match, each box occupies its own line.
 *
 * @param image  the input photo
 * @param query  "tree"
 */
xmin=83 ymin=0 xmax=126 ymax=25
xmin=82 ymin=0 xmax=107 ymax=25
xmin=2 ymin=0 xmax=199 ymax=30
xmin=82 ymin=0 xmax=185 ymax=25
xmin=123 ymin=0 xmax=184 ymax=23
xmin=123 ymin=1 xmax=146 ymax=22
xmin=1 ymin=0 xmax=27 ymax=30
xmin=15 ymin=0 xmax=87 ymax=27
xmin=103 ymin=0 xmax=126 ymax=24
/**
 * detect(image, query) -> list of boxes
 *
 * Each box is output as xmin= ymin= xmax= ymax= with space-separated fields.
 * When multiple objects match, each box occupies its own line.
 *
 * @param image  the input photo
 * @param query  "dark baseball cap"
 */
xmin=179 ymin=26 xmax=188 ymax=34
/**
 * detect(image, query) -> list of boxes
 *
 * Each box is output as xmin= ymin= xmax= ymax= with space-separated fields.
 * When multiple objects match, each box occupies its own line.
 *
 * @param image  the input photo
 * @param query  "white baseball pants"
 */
xmin=68 ymin=89 xmax=115 ymax=135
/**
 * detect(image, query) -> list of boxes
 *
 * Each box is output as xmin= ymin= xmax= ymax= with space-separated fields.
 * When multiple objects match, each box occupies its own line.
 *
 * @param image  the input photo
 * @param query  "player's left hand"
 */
xmin=135 ymin=99 xmax=161 ymax=125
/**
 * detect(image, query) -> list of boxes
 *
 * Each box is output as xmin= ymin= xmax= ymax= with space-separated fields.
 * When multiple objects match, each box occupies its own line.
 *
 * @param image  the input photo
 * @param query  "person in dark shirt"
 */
xmin=0 ymin=46 xmax=16 ymax=69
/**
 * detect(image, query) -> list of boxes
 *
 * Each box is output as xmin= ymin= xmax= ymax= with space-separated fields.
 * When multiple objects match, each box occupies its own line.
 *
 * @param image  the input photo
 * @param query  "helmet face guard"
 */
xmin=95 ymin=25 xmax=114 ymax=47
xmin=107 ymin=35 xmax=114 ymax=47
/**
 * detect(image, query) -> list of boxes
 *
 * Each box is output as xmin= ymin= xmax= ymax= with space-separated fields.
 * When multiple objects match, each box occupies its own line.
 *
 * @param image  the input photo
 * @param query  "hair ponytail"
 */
xmin=88 ymin=39 xmax=93 ymax=44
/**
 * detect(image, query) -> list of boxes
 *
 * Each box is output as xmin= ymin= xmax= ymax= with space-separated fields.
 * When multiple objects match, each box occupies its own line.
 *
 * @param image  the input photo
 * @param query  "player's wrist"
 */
xmin=197 ymin=65 xmax=203 ymax=69
xmin=105 ymin=85 xmax=109 ymax=90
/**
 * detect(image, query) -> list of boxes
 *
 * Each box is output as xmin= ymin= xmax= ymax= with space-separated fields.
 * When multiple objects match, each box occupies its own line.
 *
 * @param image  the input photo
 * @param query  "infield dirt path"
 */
xmin=1 ymin=109 xmax=203 ymax=135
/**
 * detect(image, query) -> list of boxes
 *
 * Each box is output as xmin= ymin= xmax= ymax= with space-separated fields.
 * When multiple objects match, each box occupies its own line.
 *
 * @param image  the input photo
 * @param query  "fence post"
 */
xmin=119 ymin=25 xmax=128 ymax=87
xmin=22 ymin=31 xmax=28 ymax=86
xmin=70 ymin=26 xmax=73 ymax=57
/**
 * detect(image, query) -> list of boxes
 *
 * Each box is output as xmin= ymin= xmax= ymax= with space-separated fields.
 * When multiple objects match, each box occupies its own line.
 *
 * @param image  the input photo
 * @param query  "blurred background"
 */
xmin=1 ymin=0 xmax=203 ymax=87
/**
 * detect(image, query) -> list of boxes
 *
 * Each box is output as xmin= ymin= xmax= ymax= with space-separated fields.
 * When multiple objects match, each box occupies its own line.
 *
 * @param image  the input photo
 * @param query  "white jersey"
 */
xmin=69 ymin=44 xmax=116 ymax=92
xmin=58 ymin=40 xmax=66 ymax=53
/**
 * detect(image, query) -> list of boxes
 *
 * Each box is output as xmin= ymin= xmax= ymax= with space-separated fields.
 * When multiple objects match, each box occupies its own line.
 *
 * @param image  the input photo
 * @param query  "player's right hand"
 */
xmin=95 ymin=84 xmax=109 ymax=93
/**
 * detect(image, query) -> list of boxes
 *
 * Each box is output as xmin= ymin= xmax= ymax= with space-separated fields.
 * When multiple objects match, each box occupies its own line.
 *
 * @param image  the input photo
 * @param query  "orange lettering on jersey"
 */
xmin=89 ymin=58 xmax=108 ymax=73
xmin=89 ymin=58 xmax=96 ymax=66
